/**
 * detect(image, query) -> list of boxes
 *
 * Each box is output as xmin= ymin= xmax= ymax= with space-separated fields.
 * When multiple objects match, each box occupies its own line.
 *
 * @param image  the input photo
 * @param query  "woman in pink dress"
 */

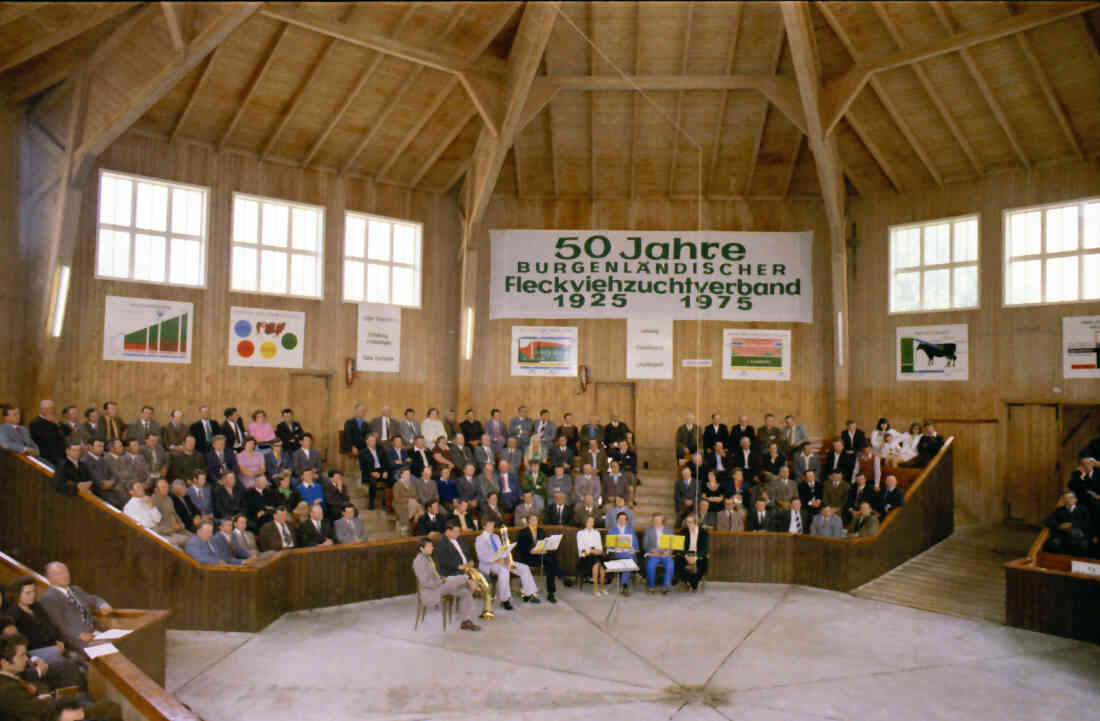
xmin=236 ymin=438 xmax=266 ymax=489
xmin=248 ymin=409 xmax=277 ymax=450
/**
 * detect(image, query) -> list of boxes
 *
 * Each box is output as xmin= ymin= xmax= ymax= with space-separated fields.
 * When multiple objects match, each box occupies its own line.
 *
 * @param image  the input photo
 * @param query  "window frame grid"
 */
xmin=94 ymin=169 xmax=209 ymax=289
xmin=343 ymin=209 xmax=423 ymax=308
xmin=1003 ymin=196 xmax=1100 ymax=308
xmin=230 ymin=192 xmax=325 ymax=300
xmin=888 ymin=213 xmax=981 ymax=315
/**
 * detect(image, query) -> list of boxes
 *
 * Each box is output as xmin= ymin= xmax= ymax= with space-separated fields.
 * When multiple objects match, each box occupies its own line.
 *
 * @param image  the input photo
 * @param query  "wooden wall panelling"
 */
xmin=847 ymin=159 xmax=1100 ymax=524
xmin=0 ymin=105 xmax=28 ymax=407
xmin=40 ymin=132 xmax=461 ymax=458
xmin=468 ymin=196 xmax=836 ymax=463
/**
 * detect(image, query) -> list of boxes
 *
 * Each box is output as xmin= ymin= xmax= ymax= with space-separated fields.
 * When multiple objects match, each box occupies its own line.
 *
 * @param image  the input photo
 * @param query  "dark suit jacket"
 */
xmin=221 ymin=418 xmax=246 ymax=450
xmin=409 ymin=447 xmax=433 ymax=479
xmin=847 ymin=484 xmax=881 ymax=514
xmin=264 ymin=450 xmax=294 ymax=478
xmin=840 ymin=428 xmax=868 ymax=452
xmin=746 ymin=509 xmax=774 ymax=532
xmin=206 ymin=449 xmax=238 ymax=483
xmin=732 ymin=448 xmax=761 ymax=480
xmin=276 ymin=420 xmax=305 ymax=451
xmin=386 ymin=446 xmax=410 ymax=480
xmin=680 ymin=526 xmax=709 ymax=558
xmin=881 ymin=487 xmax=905 ymax=514
xmin=799 ymin=480 xmax=824 ymax=509
xmin=545 ymin=503 xmax=573 ymax=526
xmin=172 ymin=493 xmax=198 ymax=530
xmin=29 ymin=417 xmax=66 ymax=466
xmin=359 ymin=445 xmax=388 ymax=483
xmin=342 ymin=417 xmax=367 ymax=454
xmin=53 ymin=457 xmax=90 ymax=495
xmin=703 ymin=424 xmax=729 ymax=451
xmin=771 ymin=507 xmax=810 ymax=533
xmin=0 ymin=674 xmax=50 ymax=720
xmin=1044 ymin=504 xmax=1093 ymax=538
xmin=548 ymin=445 xmax=574 ymax=471
xmin=213 ymin=483 xmax=245 ymax=520
xmin=824 ymin=450 xmax=856 ymax=481
xmin=729 ymin=424 xmax=756 ymax=449
xmin=434 ymin=536 xmax=472 ymax=577
xmin=258 ymin=520 xmax=296 ymax=551
xmin=416 ymin=512 xmax=449 ymax=535
xmin=297 ymin=518 xmax=334 ymax=547
xmin=916 ymin=433 xmax=944 ymax=460
xmin=189 ymin=419 xmax=219 ymax=453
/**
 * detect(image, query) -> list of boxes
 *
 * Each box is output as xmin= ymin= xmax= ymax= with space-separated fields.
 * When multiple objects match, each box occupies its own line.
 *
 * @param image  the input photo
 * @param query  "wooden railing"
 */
xmin=0 ymin=551 xmax=199 ymax=721
xmin=1 ymin=439 xmax=953 ymax=631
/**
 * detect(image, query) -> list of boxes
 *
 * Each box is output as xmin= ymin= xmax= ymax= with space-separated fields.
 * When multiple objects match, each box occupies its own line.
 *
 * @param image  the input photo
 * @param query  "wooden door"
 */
xmin=1004 ymin=403 xmax=1060 ymax=524
xmin=594 ymin=382 xmax=635 ymax=442
xmin=290 ymin=373 xmax=332 ymax=463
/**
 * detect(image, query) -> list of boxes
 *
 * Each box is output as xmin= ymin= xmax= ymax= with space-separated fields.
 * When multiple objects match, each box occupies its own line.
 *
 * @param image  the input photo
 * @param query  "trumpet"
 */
xmin=464 ymin=565 xmax=494 ymax=620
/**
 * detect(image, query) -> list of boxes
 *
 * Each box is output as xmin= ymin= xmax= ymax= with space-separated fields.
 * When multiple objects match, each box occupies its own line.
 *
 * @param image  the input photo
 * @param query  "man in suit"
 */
xmin=575 ymin=464 xmax=601 ymax=504
xmin=533 ymin=409 xmax=556 ymax=448
xmin=746 ymin=499 xmax=774 ymax=532
xmin=603 ymin=460 xmax=632 ymax=506
xmin=264 ymin=439 xmax=294 ymax=480
xmin=839 ymin=420 xmax=867 ymax=453
xmin=367 ymin=405 xmax=395 ymax=447
xmin=729 ymin=416 xmax=755 ymax=449
xmin=846 ymin=473 xmax=879 ymax=521
xmin=161 ymin=409 xmax=189 ymax=451
xmin=474 ymin=434 xmax=495 ymax=471
xmin=772 ymin=497 xmax=810 ymax=534
xmin=715 ymin=496 xmax=746 ymax=531
xmin=822 ymin=470 xmax=851 ymax=514
xmin=81 ymin=439 xmax=122 ymax=507
xmin=475 ymin=462 xmax=500 ymax=508
xmin=674 ymin=467 xmax=699 ymax=520
xmin=705 ymin=441 xmax=732 ymax=483
xmin=123 ymin=438 xmax=151 ymax=489
xmin=579 ymin=438 xmax=607 ymax=476
xmin=580 ymin=415 xmax=604 ymax=448
xmin=211 ymin=518 xmax=252 ymax=564
xmin=28 ymin=400 xmax=65 ymax=467
xmin=456 ymin=463 xmax=480 ymax=503
xmin=767 ymin=466 xmax=800 ymax=511
xmin=130 ymin=406 xmax=161 ymax=445
xmin=409 ymin=436 xmax=433 ymax=479
xmin=507 ymin=406 xmax=534 ymax=454
xmin=850 ymin=501 xmax=880 ymax=537
xmin=399 ymin=408 xmax=420 ymax=446
xmin=105 ymin=439 xmax=137 ymax=495
xmin=206 ymin=435 xmax=238 ymax=484
xmin=495 ymin=460 xmax=520 ymax=511
xmin=170 ymin=435 xmax=205 ymax=483
xmin=908 ymin=423 xmax=945 ymax=466
xmin=141 ymin=434 xmax=169 ymax=481
xmin=0 ymin=633 xmax=53 ymax=719
xmin=604 ymin=414 xmax=629 ymax=447
xmin=781 ymin=414 xmax=810 ymax=457
xmin=53 ymin=440 xmax=92 ymax=496
xmin=791 ymin=441 xmax=820 ymax=482
xmin=485 ymin=409 xmax=506 ymax=457
xmin=810 ymin=504 xmax=844 ymax=537
xmin=642 ymin=516 xmax=675 ymax=593
xmin=359 ymin=434 xmax=387 ymax=510
xmin=545 ymin=466 xmax=573 ymax=502
xmin=213 ymin=471 xmax=245 ymax=521
xmin=187 ymin=520 xmax=237 ymax=565
xmin=37 ymin=562 xmax=112 ymax=651
xmin=476 ymin=519 xmax=539 ymax=605
xmin=675 ymin=413 xmax=701 ymax=460
xmin=414 ymin=536 xmax=481 ymax=630
xmin=221 ymin=408 xmax=246 ymax=453
xmin=756 ymin=414 xmax=784 ymax=455
xmin=880 ymin=474 xmax=905 ymax=515
xmin=258 ymin=507 xmax=297 ymax=551
xmin=298 ymin=503 xmax=334 ymax=547
xmin=497 ymin=436 xmax=523 ymax=471
xmin=460 ymin=410 xmax=484 ymax=449
xmin=546 ymin=492 xmax=573 ymax=526
xmin=342 ymin=403 xmax=368 ymax=459
xmin=574 ymin=493 xmax=603 ymax=528
xmin=824 ymin=438 xmax=856 ymax=481
xmin=449 ymin=434 xmax=474 ymax=476
xmin=548 ymin=435 xmax=574 ymax=474
xmin=292 ymin=433 xmax=323 ymax=478
xmin=513 ymin=491 xmax=540 ymax=526
xmin=186 ymin=471 xmax=215 ymax=522
xmin=97 ymin=401 xmax=127 ymax=445
xmin=1069 ymin=458 xmax=1100 ymax=519
xmin=189 ymin=405 xmax=219 ymax=454
xmin=703 ymin=414 xmax=729 ymax=453
xmin=276 ymin=408 xmax=306 ymax=453
xmin=450 ymin=498 xmax=480 ymax=532
xmin=0 ymin=406 xmax=39 ymax=457
xmin=386 ymin=436 xmax=411 ymax=485
xmin=1043 ymin=491 xmax=1093 ymax=555
xmin=732 ymin=436 xmax=760 ymax=483
xmin=798 ymin=470 xmax=824 ymax=516
xmin=75 ymin=407 xmax=102 ymax=448
xmin=416 ymin=500 xmax=449 ymax=535
xmin=393 ymin=469 xmax=423 ymax=529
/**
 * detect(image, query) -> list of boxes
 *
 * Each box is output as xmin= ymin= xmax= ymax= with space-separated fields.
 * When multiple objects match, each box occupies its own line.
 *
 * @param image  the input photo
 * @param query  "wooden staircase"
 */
xmin=631 ymin=461 xmax=679 ymax=528
xmin=346 ymin=475 xmax=400 ymax=540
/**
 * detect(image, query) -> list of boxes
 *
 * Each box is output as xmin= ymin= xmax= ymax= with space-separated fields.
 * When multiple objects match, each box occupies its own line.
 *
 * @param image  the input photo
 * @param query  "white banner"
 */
xmin=103 ymin=296 xmax=193 ymax=364
xmin=511 ymin=326 xmax=578 ymax=377
xmin=1063 ymin=315 xmax=1100 ymax=378
xmin=228 ymin=307 xmax=305 ymax=368
xmin=356 ymin=303 xmax=401 ymax=373
xmin=627 ymin=318 xmax=674 ymax=379
xmin=722 ymin=329 xmax=791 ymax=381
xmin=896 ymin=324 xmax=969 ymax=381
xmin=490 ymin=229 xmax=814 ymax=321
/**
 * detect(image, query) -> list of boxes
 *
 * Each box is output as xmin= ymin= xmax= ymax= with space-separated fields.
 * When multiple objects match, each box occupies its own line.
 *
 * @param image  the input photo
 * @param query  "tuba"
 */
xmin=499 ymin=525 xmax=516 ymax=569
xmin=464 ymin=564 xmax=494 ymax=620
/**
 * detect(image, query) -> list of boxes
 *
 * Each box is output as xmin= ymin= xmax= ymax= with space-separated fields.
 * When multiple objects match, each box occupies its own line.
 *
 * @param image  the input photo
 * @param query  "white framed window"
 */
xmin=96 ymin=170 xmax=208 ymax=287
xmin=343 ymin=210 xmax=422 ymax=307
xmin=230 ymin=193 xmax=324 ymax=299
xmin=1004 ymin=197 xmax=1100 ymax=307
xmin=889 ymin=214 xmax=980 ymax=313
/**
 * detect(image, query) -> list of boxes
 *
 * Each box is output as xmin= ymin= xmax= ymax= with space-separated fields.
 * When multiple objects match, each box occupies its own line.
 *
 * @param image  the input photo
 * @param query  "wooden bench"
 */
xmin=1006 ymin=527 xmax=1100 ymax=644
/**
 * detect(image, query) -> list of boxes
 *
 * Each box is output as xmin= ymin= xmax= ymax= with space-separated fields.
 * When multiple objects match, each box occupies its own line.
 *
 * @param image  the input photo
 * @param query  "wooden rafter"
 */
xmin=1004 ymin=4 xmax=1084 ymax=160
xmin=218 ymin=23 xmax=292 ymax=153
xmin=409 ymin=105 xmax=478 ymax=187
xmin=781 ymin=134 xmax=802 ymax=198
xmin=930 ymin=2 xmax=1029 ymax=169
xmin=589 ymin=2 xmax=597 ymax=200
xmin=705 ymin=4 xmax=744 ymax=196
xmin=0 ymin=2 xmax=139 ymax=73
xmin=818 ymin=2 xmax=941 ymax=187
xmin=170 ymin=45 xmax=221 ymax=143
xmin=546 ymin=62 xmax=560 ymax=196
xmin=260 ymin=4 xmax=359 ymax=163
xmin=844 ymin=111 xmax=902 ymax=192
xmin=821 ymin=1 xmax=1095 ymax=136
xmin=1082 ymin=15 xmax=1100 ymax=75
xmin=667 ymin=1 xmax=694 ymax=196
xmin=161 ymin=3 xmax=185 ymax=52
xmin=628 ymin=0 xmax=641 ymax=200
xmin=301 ymin=3 xmax=419 ymax=167
xmin=551 ymin=74 xmax=795 ymax=91
xmin=0 ymin=3 xmax=46 ymax=28
xmin=342 ymin=66 xmax=424 ymax=174
xmin=744 ymin=18 xmax=784 ymax=195
xmin=871 ymin=1 xmax=983 ymax=176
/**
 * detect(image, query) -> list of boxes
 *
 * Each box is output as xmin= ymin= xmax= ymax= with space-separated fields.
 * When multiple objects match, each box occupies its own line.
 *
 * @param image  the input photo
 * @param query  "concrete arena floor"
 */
xmin=166 ymin=582 xmax=1100 ymax=721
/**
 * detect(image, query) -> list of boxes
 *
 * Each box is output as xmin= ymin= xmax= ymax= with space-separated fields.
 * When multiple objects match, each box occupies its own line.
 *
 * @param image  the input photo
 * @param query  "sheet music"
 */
xmin=92 ymin=629 xmax=131 ymax=641
xmin=604 ymin=558 xmax=639 ymax=572
xmin=85 ymin=643 xmax=119 ymax=659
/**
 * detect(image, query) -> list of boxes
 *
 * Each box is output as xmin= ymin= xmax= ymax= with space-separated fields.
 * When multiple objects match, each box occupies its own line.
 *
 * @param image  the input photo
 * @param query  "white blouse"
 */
xmin=870 ymin=428 xmax=895 ymax=456
xmin=576 ymin=528 xmax=603 ymax=557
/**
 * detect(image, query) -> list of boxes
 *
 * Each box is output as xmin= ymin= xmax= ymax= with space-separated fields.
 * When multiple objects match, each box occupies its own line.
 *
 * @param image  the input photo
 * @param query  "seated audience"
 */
xmin=869 ymin=418 xmax=893 ymax=456
xmin=189 ymin=406 xmax=217 ymax=454
xmin=732 ymin=436 xmax=760 ymax=482
xmin=221 ymin=408 xmax=246 ymax=452
xmin=416 ymin=501 xmax=449 ymax=535
xmin=29 ymin=401 xmax=64 ymax=467
xmin=498 ymin=437 xmax=523 ymax=474
xmin=460 ymin=410 xmax=484 ymax=449
xmin=358 ymin=435 xmax=386 ymax=510
xmin=435 ymin=466 xmax=457 ymax=510
xmin=1 ymin=634 xmax=122 ymax=721
xmin=386 ymin=435 xmax=411 ymax=485
xmin=513 ymin=491 xmax=539 ymax=526
xmin=235 ymin=438 xmax=266 ymax=489
xmin=122 ymin=482 xmax=160 ymax=531
xmin=674 ymin=467 xmax=698 ymax=520
xmin=880 ymin=475 xmax=905 ymax=515
xmin=760 ymin=442 xmax=786 ymax=483
xmin=334 ymin=504 xmax=367 ymax=545
xmin=75 ymin=408 xmax=101 ymax=448
xmin=677 ymin=512 xmax=708 ymax=591
xmin=781 ymin=414 xmax=809 ymax=456
xmin=1043 ymin=491 xmax=1093 ymax=556
xmin=578 ymin=439 xmax=606 ymax=477
xmin=480 ymin=493 xmax=505 ymax=528
xmin=747 ymin=499 xmax=773 ymax=532
xmin=409 ymin=436 xmax=432 ymax=479
xmin=3 ymin=579 xmax=85 ymax=691
xmin=104 ymin=440 xmax=137 ymax=496
xmin=272 ymin=471 xmax=300 ymax=512
xmin=170 ymin=480 xmax=199 ymax=531
xmin=230 ymin=514 xmax=263 ymax=559
xmin=297 ymin=503 xmax=334 ymax=547
xmin=38 ymin=563 xmax=111 ymax=652
xmin=450 ymin=498 xmax=480 ymax=532
xmin=185 ymin=471 xmax=215 ymax=523
xmin=476 ymin=519 xmax=538 ymax=606
xmin=755 ymin=413 xmax=784 ymax=455
xmin=855 ymin=444 xmax=881 ymax=486
xmin=574 ymin=493 xmax=602 ymax=528
xmin=849 ymin=502 xmax=879 ymax=537
xmin=903 ymin=422 xmax=944 ymax=467
xmin=799 ymin=470 xmax=823 ymax=515
xmin=322 ymin=471 xmax=351 ymax=521
xmin=545 ymin=465 xmax=572 ymax=502
xmin=715 ymin=495 xmax=746 ymax=531
xmin=580 ymin=415 xmax=603 ymax=449
xmin=576 ymin=515 xmax=607 ymax=595
xmin=162 ymin=409 xmax=189 ymax=451
xmin=414 ymin=469 xmax=439 ymax=511
xmin=247 ymin=410 xmax=276 ymax=450
xmin=122 ymin=439 xmax=150 ymax=490
xmin=455 ymin=463 xmax=480 ymax=504
xmin=245 ymin=475 xmax=279 ymax=532
xmin=1 ymin=405 xmax=41 ymax=457
xmin=213 ymin=471 xmax=245 ymax=521
xmin=264 ymin=439 xmax=294 ymax=484
xmin=53 ymin=441 xmax=92 ymax=496
xmin=729 ymin=469 xmax=751 ymax=505
xmin=703 ymin=413 xmax=729 ymax=454
xmin=295 ymin=468 xmax=324 ymax=508
xmin=169 ymin=435 xmax=205 ymax=482
xmin=290 ymin=501 xmax=310 ymax=530
xmin=141 ymin=434 xmax=168 ymax=482
xmin=791 ymin=441 xmax=819 ymax=482
xmin=822 ymin=470 xmax=851 ymax=514
xmin=515 ymin=514 xmax=572 ymax=603
xmin=211 ymin=518 xmax=252 ymax=564
xmin=642 ymin=515 xmax=675 ymax=594
xmin=258 ymin=507 xmax=296 ymax=552
xmin=839 ymin=419 xmax=867 ymax=453
xmin=810 ymin=504 xmax=844 ymax=538
xmin=824 ymin=438 xmax=855 ymax=481
xmin=149 ymin=479 xmax=192 ymax=548
xmin=292 ymin=434 xmax=323 ymax=478
xmin=413 ymin=536 xmax=481 ymax=631
xmin=393 ymin=469 xmax=423 ymax=531
xmin=606 ymin=496 xmax=635 ymax=530
xmin=495 ymin=460 xmax=520 ymax=511
xmin=187 ymin=520 xmax=237 ymax=565
xmin=205 ymin=435 xmax=237 ymax=483
xmin=545 ymin=491 xmax=572 ymax=526
xmin=421 ymin=408 xmax=446 ymax=446
xmin=548 ymin=436 xmax=574 ymax=474
xmin=80 ymin=440 xmax=124 ymax=509
xmin=575 ymin=464 xmax=601 ymax=504
xmin=773 ymin=498 xmax=809 ymax=534
xmin=767 ymin=466 xmax=799 ymax=510
xmin=846 ymin=473 xmax=878 ymax=522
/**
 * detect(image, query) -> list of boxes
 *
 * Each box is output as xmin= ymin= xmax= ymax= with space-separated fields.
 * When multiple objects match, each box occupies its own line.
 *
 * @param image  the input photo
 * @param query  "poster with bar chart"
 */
xmin=511 ymin=325 xmax=578 ymax=377
xmin=103 ymin=296 xmax=193 ymax=364
xmin=1063 ymin=315 xmax=1100 ymax=379
xmin=722 ymin=329 xmax=791 ymax=381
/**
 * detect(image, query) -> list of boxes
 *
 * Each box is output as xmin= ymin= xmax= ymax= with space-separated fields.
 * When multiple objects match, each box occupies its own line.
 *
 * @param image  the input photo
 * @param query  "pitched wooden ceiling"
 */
xmin=4 ymin=1 xmax=1099 ymax=201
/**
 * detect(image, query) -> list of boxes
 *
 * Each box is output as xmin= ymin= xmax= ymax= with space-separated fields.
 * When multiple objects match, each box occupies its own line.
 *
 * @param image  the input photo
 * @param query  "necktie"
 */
xmin=66 ymin=589 xmax=92 ymax=627
xmin=280 ymin=524 xmax=292 ymax=547
xmin=502 ymin=474 xmax=510 ymax=493
xmin=429 ymin=556 xmax=441 ymax=580
xmin=491 ymin=535 xmax=499 ymax=552
xmin=795 ymin=512 xmax=802 ymax=532
xmin=382 ymin=418 xmax=388 ymax=440
xmin=109 ymin=418 xmax=118 ymax=440
xmin=758 ymin=512 xmax=764 ymax=525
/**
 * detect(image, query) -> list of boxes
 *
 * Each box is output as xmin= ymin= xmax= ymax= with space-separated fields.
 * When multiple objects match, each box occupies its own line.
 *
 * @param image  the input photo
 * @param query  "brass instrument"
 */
xmin=500 ymin=525 xmax=516 ymax=570
xmin=464 ymin=565 xmax=494 ymax=620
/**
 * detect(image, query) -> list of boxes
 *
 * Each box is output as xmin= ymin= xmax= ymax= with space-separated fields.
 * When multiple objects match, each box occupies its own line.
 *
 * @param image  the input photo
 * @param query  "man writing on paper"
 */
xmin=515 ymin=515 xmax=571 ymax=603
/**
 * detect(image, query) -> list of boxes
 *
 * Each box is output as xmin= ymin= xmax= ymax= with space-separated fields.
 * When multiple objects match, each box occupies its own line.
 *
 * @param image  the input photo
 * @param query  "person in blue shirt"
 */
xmin=295 ymin=467 xmax=324 ymax=507
xmin=436 ymin=466 xmax=458 ymax=509
xmin=607 ymin=511 xmax=638 ymax=596
xmin=186 ymin=520 xmax=243 ymax=565
xmin=643 ymin=514 xmax=675 ymax=594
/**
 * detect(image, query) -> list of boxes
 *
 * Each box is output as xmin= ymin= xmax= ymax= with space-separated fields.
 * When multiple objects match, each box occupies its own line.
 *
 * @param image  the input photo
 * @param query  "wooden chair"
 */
xmin=413 ymin=576 xmax=455 ymax=631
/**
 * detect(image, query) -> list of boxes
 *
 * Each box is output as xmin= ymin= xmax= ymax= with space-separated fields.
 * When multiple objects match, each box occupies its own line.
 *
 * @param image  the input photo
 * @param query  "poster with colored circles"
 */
xmin=228 ymin=307 xmax=305 ymax=369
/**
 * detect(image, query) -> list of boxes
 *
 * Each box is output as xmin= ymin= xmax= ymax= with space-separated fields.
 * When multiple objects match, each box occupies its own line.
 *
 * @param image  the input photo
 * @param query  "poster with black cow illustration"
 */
xmin=896 ymin=324 xmax=968 ymax=381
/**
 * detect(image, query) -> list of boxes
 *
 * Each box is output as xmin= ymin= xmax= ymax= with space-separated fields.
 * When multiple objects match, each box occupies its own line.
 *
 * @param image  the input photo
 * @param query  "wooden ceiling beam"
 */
xmin=930 ymin=2 xmax=1030 ymax=170
xmin=72 ymin=2 xmax=263 ymax=184
xmin=0 ymin=2 xmax=140 ymax=73
xmin=409 ymin=105 xmax=478 ymax=188
xmin=871 ymin=1 xmax=983 ymax=176
xmin=705 ymin=3 xmax=742 ymax=196
xmin=781 ymin=134 xmax=802 ymax=198
xmin=589 ymin=2 xmax=598 ymax=201
xmin=342 ymin=65 xmax=424 ymax=175
xmin=744 ymin=18 xmax=783 ymax=196
xmin=667 ymin=1 xmax=694 ymax=197
xmin=552 ymin=74 xmax=790 ymax=92
xmin=844 ymin=110 xmax=902 ymax=192
xmin=259 ymin=5 xmax=507 ymax=77
xmin=818 ymin=2 xmax=940 ymax=188
xmin=218 ymin=22 xmax=292 ymax=153
xmin=169 ymin=44 xmax=220 ymax=143
xmin=161 ymin=3 xmax=185 ymax=52
xmin=1081 ymin=14 xmax=1100 ymax=75
xmin=301 ymin=3 xmax=420 ymax=168
xmin=821 ymin=1 xmax=1095 ymax=136
xmin=0 ymin=3 xmax=46 ymax=28
xmin=628 ymin=0 xmax=641 ymax=200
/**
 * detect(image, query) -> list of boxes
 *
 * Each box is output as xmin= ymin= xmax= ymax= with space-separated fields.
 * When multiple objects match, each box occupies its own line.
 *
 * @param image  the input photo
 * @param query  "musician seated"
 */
xmin=676 ymin=512 xmax=709 ymax=591
xmin=475 ymin=519 xmax=538 ymax=608
xmin=418 ymin=534 xmax=480 ymax=631
xmin=642 ymin=514 xmax=676 ymax=594
xmin=606 ymin=511 xmax=638 ymax=596
xmin=576 ymin=515 xmax=607 ymax=596
xmin=515 ymin=514 xmax=572 ymax=603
